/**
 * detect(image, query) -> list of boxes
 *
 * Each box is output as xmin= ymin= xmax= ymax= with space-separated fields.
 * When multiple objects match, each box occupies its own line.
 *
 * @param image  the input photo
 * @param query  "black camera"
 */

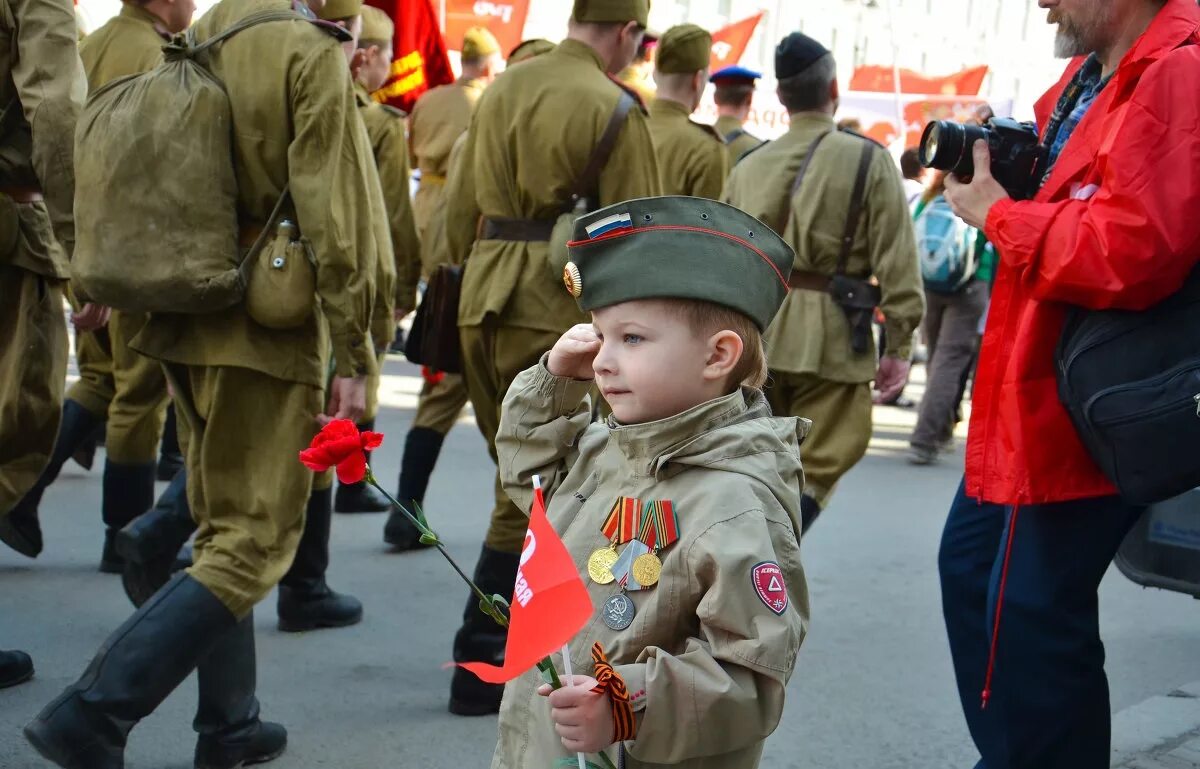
xmin=918 ymin=117 xmax=1047 ymax=200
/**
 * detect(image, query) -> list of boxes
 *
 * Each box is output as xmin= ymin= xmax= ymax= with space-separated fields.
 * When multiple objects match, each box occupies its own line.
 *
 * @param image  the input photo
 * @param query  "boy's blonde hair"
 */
xmin=661 ymin=298 xmax=769 ymax=390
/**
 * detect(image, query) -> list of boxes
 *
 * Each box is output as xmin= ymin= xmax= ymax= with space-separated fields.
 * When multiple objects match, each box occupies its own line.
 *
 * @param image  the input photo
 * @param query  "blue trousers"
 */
xmin=938 ymin=478 xmax=1143 ymax=769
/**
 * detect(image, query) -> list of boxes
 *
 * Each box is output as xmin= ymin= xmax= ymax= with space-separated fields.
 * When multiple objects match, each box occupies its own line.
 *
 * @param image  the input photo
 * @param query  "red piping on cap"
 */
xmin=567 ymin=224 xmax=789 ymax=288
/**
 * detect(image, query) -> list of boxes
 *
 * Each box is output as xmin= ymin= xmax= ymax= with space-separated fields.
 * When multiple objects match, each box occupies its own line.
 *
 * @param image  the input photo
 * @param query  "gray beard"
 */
xmin=1054 ymin=26 xmax=1093 ymax=58
xmin=1053 ymin=9 xmax=1113 ymax=59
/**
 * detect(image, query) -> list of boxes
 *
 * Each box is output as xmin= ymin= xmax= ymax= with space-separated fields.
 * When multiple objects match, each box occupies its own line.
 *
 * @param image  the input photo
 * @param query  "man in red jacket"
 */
xmin=939 ymin=0 xmax=1200 ymax=766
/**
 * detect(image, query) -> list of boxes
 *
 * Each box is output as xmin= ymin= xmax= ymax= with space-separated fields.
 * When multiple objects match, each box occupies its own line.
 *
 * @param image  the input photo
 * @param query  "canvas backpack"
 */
xmin=71 ymin=8 xmax=311 ymax=314
xmin=914 ymin=195 xmax=977 ymax=294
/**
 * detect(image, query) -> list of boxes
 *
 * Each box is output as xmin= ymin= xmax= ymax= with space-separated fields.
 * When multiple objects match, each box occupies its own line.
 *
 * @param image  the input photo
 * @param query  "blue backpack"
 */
xmin=914 ymin=195 xmax=977 ymax=293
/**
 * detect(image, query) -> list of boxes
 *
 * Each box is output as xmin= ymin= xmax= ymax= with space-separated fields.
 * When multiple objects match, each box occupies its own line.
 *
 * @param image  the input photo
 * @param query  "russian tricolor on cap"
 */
xmin=585 ymin=212 xmax=633 ymax=239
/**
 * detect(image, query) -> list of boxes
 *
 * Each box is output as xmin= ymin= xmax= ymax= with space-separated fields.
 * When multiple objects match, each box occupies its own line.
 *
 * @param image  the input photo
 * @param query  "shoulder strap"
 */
xmin=835 ymin=141 xmax=876 ymax=276
xmin=181 ymin=8 xmax=317 ymax=55
xmin=724 ymin=128 xmax=747 ymax=144
xmin=776 ymin=130 xmax=832 ymax=234
xmin=237 ymin=184 xmax=293 ymax=274
xmin=566 ymin=91 xmax=636 ymax=213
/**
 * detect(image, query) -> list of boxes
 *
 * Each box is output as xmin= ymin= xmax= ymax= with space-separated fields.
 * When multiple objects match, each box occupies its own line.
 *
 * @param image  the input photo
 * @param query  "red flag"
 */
xmin=366 ymin=0 xmax=455 ymax=113
xmin=849 ymin=65 xmax=989 ymax=97
xmin=459 ymin=487 xmax=593 ymax=684
xmin=444 ymin=0 xmax=531 ymax=59
xmin=709 ymin=12 xmax=764 ymax=74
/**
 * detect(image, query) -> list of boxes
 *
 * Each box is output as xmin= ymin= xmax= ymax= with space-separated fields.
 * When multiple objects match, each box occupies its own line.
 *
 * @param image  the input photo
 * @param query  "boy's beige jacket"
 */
xmin=493 ymin=361 xmax=810 ymax=768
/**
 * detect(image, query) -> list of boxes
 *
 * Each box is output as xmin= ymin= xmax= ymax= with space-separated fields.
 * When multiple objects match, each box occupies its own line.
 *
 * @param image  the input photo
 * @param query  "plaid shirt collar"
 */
xmin=1040 ymin=54 xmax=1112 ymax=184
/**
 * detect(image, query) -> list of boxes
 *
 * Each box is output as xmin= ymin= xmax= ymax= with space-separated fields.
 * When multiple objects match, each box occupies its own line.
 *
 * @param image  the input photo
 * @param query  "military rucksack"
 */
xmin=71 ymin=9 xmax=314 ymax=315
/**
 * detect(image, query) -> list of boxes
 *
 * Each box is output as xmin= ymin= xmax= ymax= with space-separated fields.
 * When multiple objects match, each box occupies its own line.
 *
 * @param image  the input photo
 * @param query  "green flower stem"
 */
xmin=364 ymin=470 xmax=617 ymax=769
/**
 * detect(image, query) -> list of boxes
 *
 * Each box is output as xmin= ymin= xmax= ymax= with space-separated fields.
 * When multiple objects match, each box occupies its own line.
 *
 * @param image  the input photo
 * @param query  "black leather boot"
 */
xmin=0 ymin=399 xmax=105 ymax=558
xmin=277 ymin=487 xmax=363 ymax=632
xmin=0 ymin=649 xmax=33 ymax=689
xmin=384 ymin=427 xmax=444 ymax=550
xmin=193 ymin=612 xmax=287 ymax=769
xmin=71 ymin=433 xmax=99 ymax=472
xmin=24 ymin=574 xmax=237 ymax=769
xmin=449 ymin=546 xmax=519 ymax=716
xmin=800 ymin=494 xmax=822 ymax=534
xmin=100 ymin=462 xmax=157 ymax=574
xmin=117 ymin=470 xmax=198 ymax=607
xmin=157 ymin=404 xmax=185 ymax=482
xmin=333 ymin=420 xmax=392 ymax=514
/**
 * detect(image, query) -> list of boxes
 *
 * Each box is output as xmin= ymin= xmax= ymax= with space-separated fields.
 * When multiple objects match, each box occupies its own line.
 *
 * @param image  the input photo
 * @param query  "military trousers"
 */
xmin=0 ymin=266 xmax=67 ymax=515
xmin=413 ymin=372 xmax=469 ymax=435
xmin=364 ymin=349 xmax=388 ymax=423
xmin=67 ymin=310 xmax=170 ymax=463
xmin=166 ymin=363 xmax=321 ymax=618
xmin=939 ymin=479 xmax=1143 ymax=769
xmin=460 ymin=319 xmax=559 ymax=553
xmin=765 ymin=372 xmax=872 ymax=508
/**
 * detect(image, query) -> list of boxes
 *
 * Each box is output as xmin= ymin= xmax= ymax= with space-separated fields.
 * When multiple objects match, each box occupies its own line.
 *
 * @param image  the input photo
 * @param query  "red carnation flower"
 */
xmin=299 ymin=419 xmax=384 ymax=484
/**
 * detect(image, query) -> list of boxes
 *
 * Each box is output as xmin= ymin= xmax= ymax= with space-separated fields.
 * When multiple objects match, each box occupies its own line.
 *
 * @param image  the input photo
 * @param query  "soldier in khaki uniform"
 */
xmin=711 ymin=65 xmax=766 ymax=169
xmin=723 ymin=32 xmax=923 ymax=532
xmin=385 ymin=37 xmax=555 ymax=551
xmin=1 ymin=0 xmax=193 ymax=574
xmin=408 ymin=25 xmax=500 ymax=266
xmin=646 ymin=24 xmax=727 ymax=199
xmin=0 ymin=0 xmax=85 ymax=692
xmin=24 ymin=1 xmax=381 ymax=766
xmin=491 ymin=197 xmax=807 ymax=769
xmin=443 ymin=0 xmax=661 ymax=715
xmin=616 ymin=30 xmax=656 ymax=104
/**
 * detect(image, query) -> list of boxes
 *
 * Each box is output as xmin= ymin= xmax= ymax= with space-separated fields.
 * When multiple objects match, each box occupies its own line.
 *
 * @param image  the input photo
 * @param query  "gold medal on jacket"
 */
xmin=587 ymin=546 xmax=619 ymax=585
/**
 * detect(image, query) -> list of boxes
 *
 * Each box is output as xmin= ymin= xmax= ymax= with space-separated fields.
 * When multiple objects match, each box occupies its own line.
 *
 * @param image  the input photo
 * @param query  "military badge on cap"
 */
xmin=563 ymin=262 xmax=583 ymax=298
xmin=584 ymin=211 xmax=633 ymax=239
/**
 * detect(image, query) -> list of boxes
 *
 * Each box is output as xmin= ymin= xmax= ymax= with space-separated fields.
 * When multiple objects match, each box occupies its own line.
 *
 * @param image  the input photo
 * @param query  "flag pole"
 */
xmin=439 ymin=0 xmax=446 ymax=30
xmin=561 ymin=643 xmax=589 ymax=769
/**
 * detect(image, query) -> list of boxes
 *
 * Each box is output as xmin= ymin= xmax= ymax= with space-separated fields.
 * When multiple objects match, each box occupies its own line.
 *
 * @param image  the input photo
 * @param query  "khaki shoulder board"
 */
xmin=837 ymin=126 xmax=885 ymax=150
xmin=736 ymin=139 xmax=771 ymax=163
xmin=690 ymin=119 xmax=725 ymax=143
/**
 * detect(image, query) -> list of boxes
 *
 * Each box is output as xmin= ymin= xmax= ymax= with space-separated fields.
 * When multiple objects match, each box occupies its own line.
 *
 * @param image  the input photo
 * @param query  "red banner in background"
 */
xmin=709 ymin=12 xmax=764 ymax=74
xmin=849 ymin=65 xmax=989 ymax=96
xmin=367 ymin=0 xmax=455 ymax=113
xmin=444 ymin=0 xmax=530 ymax=56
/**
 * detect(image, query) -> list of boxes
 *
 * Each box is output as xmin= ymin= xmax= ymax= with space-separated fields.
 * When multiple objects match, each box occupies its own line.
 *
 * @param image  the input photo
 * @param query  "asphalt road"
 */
xmin=2 ymin=355 xmax=1198 ymax=769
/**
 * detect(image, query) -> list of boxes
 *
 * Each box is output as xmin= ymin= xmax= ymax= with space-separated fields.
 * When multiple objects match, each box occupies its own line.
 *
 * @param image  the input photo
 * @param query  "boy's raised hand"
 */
xmin=547 ymin=324 xmax=601 ymax=381
xmin=538 ymin=676 xmax=616 ymax=754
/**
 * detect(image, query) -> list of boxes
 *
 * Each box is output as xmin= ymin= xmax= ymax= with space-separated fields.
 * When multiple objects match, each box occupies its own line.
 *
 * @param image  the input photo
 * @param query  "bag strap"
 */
xmin=835 ymin=140 xmax=876 ymax=277
xmin=777 ymin=130 xmax=832 ymax=235
xmin=182 ymin=9 xmax=306 ymax=55
xmin=236 ymin=184 xmax=293 ymax=277
xmin=564 ymin=92 xmax=636 ymax=213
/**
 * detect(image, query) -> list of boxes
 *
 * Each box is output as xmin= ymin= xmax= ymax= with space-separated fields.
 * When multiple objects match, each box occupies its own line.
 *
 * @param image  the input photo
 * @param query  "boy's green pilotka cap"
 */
xmin=572 ymin=0 xmax=650 ymax=27
xmin=508 ymin=38 xmax=555 ymax=64
xmin=563 ymin=197 xmax=794 ymax=331
xmin=462 ymin=26 xmax=501 ymax=59
xmin=317 ymin=0 xmax=362 ymax=21
xmin=359 ymin=6 xmax=393 ymax=43
xmin=655 ymin=24 xmax=712 ymax=74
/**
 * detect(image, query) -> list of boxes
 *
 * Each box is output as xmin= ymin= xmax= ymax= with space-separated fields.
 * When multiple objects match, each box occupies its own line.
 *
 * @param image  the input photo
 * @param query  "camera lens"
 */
xmin=919 ymin=120 xmax=984 ymax=178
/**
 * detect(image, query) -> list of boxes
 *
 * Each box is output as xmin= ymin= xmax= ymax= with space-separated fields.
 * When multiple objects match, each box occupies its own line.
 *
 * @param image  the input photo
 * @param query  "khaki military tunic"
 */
xmin=0 ymin=0 xmax=84 ymax=514
xmin=714 ymin=114 xmax=764 ymax=170
xmin=723 ymin=113 xmax=924 ymax=505
xmin=445 ymin=38 xmax=661 ymax=552
xmin=70 ymin=2 xmax=170 ymax=464
xmin=129 ymin=0 xmax=382 ymax=617
xmin=646 ymin=98 xmax=727 ymax=200
xmin=409 ymin=76 xmax=484 ymax=273
xmin=493 ymin=362 xmax=808 ymax=769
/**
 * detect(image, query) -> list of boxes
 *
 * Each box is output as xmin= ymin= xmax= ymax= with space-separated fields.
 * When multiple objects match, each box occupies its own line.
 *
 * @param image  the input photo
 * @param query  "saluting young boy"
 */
xmin=491 ymin=196 xmax=809 ymax=768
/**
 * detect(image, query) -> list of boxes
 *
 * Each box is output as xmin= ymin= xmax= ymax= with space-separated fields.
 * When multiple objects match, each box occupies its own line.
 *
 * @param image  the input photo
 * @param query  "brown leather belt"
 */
xmin=1 ymin=186 xmax=43 ymax=204
xmin=787 ymin=270 xmax=832 ymax=292
xmin=420 ymin=174 xmax=447 ymax=185
xmin=481 ymin=217 xmax=556 ymax=243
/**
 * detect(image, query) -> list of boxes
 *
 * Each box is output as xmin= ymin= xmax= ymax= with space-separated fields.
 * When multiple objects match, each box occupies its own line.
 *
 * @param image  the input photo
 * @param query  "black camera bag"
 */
xmin=1056 ymin=265 xmax=1200 ymax=505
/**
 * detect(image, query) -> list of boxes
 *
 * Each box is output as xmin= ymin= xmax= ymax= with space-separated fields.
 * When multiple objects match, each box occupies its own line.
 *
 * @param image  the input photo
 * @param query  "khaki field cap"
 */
xmin=655 ymin=24 xmax=712 ymax=74
xmin=359 ymin=6 xmax=393 ymax=43
xmin=317 ymin=0 xmax=363 ymax=21
xmin=571 ymin=0 xmax=651 ymax=27
xmin=563 ymin=196 xmax=795 ymax=331
xmin=462 ymin=26 xmax=501 ymax=59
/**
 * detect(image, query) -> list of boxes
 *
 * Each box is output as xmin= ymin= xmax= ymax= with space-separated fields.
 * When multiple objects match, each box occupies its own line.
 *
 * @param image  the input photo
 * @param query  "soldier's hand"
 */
xmin=547 ymin=324 xmax=601 ymax=381
xmin=538 ymin=676 xmax=616 ymax=754
xmin=321 ymin=375 xmax=368 ymax=426
xmin=72 ymin=303 xmax=111 ymax=332
xmin=873 ymin=355 xmax=912 ymax=404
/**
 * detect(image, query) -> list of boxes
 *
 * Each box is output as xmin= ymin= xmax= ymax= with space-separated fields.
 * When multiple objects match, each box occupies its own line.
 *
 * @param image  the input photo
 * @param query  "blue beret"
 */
xmin=709 ymin=65 xmax=762 ymax=84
